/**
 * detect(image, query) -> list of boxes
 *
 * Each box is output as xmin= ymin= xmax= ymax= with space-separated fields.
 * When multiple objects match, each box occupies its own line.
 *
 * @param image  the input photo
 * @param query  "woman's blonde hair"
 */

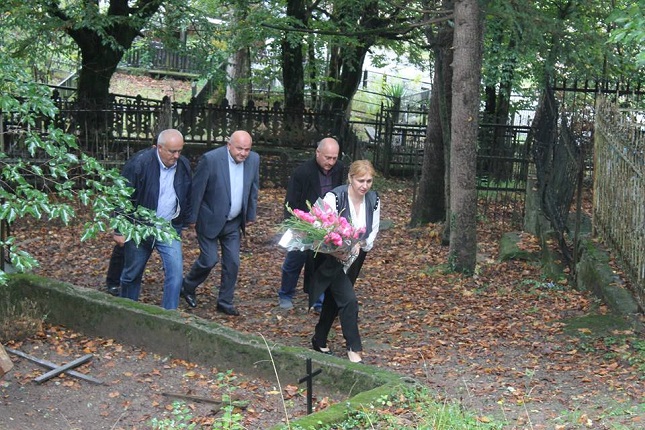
xmin=348 ymin=160 xmax=376 ymax=182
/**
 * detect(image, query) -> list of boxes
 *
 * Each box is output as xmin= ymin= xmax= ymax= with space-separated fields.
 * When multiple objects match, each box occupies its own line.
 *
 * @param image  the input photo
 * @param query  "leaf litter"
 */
xmin=5 ymin=182 xmax=644 ymax=429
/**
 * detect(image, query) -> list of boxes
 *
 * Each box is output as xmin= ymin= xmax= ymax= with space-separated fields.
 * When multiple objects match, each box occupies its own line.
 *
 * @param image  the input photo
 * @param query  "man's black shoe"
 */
xmin=181 ymin=289 xmax=197 ymax=308
xmin=107 ymin=285 xmax=120 ymax=297
xmin=216 ymin=304 xmax=240 ymax=316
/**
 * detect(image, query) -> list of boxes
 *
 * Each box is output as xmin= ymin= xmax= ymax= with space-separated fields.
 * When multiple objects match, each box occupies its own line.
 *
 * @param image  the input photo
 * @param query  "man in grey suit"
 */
xmin=181 ymin=130 xmax=260 ymax=315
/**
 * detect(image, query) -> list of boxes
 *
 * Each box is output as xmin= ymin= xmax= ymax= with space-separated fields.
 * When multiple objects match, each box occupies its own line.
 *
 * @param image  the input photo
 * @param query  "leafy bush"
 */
xmin=0 ymin=50 xmax=179 ymax=286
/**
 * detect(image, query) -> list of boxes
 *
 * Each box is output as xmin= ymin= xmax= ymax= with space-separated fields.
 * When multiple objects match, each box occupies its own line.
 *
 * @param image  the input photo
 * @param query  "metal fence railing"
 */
xmin=367 ymin=106 xmax=532 ymax=228
xmin=1 ymin=94 xmax=362 ymax=189
xmin=593 ymin=97 xmax=645 ymax=309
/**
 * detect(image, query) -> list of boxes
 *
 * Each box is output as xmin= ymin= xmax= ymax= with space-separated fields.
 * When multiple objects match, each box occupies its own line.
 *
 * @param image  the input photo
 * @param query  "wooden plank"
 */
xmin=0 ymin=344 xmax=13 ymax=378
xmin=34 ymin=354 xmax=94 ymax=384
xmin=6 ymin=348 xmax=103 ymax=385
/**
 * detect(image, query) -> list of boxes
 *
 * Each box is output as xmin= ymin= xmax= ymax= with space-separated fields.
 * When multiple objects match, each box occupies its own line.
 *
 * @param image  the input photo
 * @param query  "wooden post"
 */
xmin=33 ymin=354 xmax=93 ymax=384
xmin=298 ymin=358 xmax=322 ymax=415
xmin=0 ymin=344 xmax=14 ymax=378
xmin=6 ymin=347 xmax=103 ymax=384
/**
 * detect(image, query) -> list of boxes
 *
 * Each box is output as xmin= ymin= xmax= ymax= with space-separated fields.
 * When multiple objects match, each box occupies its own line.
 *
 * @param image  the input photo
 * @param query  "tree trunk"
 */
xmin=448 ymin=0 xmax=482 ymax=274
xmin=62 ymin=0 xmax=160 ymax=107
xmin=411 ymin=61 xmax=447 ymax=225
xmin=71 ymin=28 xmax=134 ymax=143
xmin=77 ymin=45 xmax=121 ymax=107
xmin=226 ymin=47 xmax=251 ymax=107
xmin=50 ymin=0 xmax=163 ymax=142
xmin=282 ymin=0 xmax=306 ymax=113
xmin=281 ymin=0 xmax=307 ymax=139
xmin=410 ymin=0 xmax=453 ymax=226
xmin=307 ymin=35 xmax=318 ymax=109
xmin=320 ymin=0 xmax=383 ymax=116
xmin=323 ymin=44 xmax=370 ymax=115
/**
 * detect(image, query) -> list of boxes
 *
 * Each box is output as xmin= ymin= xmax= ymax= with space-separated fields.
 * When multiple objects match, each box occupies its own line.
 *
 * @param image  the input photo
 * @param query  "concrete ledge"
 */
xmin=273 ymin=380 xmax=417 ymax=430
xmin=575 ymin=238 xmax=643 ymax=331
xmin=5 ymin=274 xmax=412 ymax=426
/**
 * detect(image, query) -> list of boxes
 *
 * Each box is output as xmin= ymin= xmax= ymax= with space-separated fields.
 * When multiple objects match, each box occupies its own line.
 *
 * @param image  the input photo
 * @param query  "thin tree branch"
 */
xmin=261 ymin=15 xmax=452 ymax=39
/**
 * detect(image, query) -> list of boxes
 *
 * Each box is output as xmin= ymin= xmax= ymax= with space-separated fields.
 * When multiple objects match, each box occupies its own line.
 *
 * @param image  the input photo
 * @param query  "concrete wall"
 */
xmin=4 ymin=274 xmax=414 ymax=428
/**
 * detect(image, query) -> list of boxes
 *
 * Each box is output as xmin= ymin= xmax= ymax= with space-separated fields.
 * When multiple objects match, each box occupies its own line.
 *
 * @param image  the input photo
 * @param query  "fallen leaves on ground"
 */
xmin=3 ymin=324 xmax=315 ymax=428
xmin=11 ymin=181 xmax=645 ymax=428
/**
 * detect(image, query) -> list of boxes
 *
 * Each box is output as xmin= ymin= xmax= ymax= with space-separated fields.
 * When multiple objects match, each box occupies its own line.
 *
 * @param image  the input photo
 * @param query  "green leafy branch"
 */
xmin=0 ymin=50 xmax=178 ymax=284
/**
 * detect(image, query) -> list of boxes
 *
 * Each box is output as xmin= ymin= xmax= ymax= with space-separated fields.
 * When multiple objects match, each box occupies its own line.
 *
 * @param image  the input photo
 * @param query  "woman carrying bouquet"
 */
xmin=310 ymin=160 xmax=380 ymax=363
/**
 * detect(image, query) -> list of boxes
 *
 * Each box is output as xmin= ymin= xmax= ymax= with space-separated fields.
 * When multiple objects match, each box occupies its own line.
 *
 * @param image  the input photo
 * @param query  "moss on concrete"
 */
xmin=561 ymin=312 xmax=632 ymax=337
xmin=269 ymin=380 xmax=417 ymax=430
xmin=5 ymin=273 xmax=411 ymax=429
xmin=503 ymin=213 xmax=641 ymax=331
xmin=499 ymin=232 xmax=540 ymax=262
xmin=575 ymin=237 xmax=641 ymax=321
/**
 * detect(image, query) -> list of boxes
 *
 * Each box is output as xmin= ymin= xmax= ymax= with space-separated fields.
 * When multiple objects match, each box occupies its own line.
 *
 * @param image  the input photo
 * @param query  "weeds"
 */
xmin=147 ymin=397 xmax=246 ymax=429
xmin=286 ymin=385 xmax=504 ymax=430
xmin=0 ymin=297 xmax=45 ymax=343
xmin=149 ymin=401 xmax=197 ymax=430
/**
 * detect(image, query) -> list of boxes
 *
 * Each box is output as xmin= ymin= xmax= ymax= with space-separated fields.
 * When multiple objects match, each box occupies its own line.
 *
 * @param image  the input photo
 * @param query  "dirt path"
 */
xmin=1 ymin=325 xmax=319 ymax=429
xmin=8 ymin=185 xmax=645 ymax=429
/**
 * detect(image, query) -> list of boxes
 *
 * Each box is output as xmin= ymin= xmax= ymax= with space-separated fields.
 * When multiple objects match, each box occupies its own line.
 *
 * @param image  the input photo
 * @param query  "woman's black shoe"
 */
xmin=311 ymin=337 xmax=332 ymax=355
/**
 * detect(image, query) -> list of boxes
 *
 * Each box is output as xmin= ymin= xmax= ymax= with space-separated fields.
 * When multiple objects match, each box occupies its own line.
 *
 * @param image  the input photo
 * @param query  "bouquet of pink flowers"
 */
xmin=278 ymin=198 xmax=366 ymax=259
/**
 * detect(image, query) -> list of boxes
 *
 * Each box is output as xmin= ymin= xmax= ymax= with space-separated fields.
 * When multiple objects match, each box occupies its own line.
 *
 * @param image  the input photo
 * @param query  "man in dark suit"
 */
xmin=181 ymin=130 xmax=260 ymax=315
xmin=278 ymin=137 xmax=344 ymax=311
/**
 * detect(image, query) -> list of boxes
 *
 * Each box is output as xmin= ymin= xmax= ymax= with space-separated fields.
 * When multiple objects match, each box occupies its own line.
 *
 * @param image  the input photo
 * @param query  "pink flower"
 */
xmin=280 ymin=198 xmax=366 ymax=256
xmin=293 ymin=209 xmax=316 ymax=224
xmin=311 ymin=206 xmax=324 ymax=219
xmin=324 ymin=231 xmax=343 ymax=246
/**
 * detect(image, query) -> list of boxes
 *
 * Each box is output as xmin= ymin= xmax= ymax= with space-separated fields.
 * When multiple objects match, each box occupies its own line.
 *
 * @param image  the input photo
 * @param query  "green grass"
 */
xmin=288 ymin=385 xmax=504 ymax=430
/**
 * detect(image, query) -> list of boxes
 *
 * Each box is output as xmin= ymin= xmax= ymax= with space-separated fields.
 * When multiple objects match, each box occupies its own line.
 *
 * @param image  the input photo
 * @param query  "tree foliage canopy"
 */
xmin=483 ymin=0 xmax=645 ymax=98
xmin=608 ymin=0 xmax=645 ymax=67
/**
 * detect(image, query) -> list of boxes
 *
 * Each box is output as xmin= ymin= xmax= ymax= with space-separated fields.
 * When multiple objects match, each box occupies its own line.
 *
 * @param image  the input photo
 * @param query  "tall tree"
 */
xmin=281 ymin=0 xmax=307 ymax=114
xmin=272 ymin=0 xmax=426 ymax=116
xmin=410 ymin=0 xmax=453 ymax=227
xmin=320 ymin=0 xmax=408 ymax=115
xmin=280 ymin=0 xmax=309 ymax=139
xmin=44 ymin=0 xmax=166 ymax=107
xmin=448 ymin=0 xmax=482 ymax=273
xmin=222 ymin=1 xmax=253 ymax=106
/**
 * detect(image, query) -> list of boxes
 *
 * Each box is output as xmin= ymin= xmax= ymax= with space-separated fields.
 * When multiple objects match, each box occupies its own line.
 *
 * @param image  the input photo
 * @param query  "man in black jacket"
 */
xmin=278 ymin=137 xmax=344 ymax=310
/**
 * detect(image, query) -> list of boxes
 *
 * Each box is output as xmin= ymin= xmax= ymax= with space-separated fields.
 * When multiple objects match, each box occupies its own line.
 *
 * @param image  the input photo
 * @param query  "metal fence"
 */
xmin=529 ymin=88 xmax=584 ymax=265
xmin=594 ymin=97 xmax=645 ymax=309
xmin=367 ymin=107 xmax=532 ymax=227
xmin=1 ymin=93 xmax=360 ymax=189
